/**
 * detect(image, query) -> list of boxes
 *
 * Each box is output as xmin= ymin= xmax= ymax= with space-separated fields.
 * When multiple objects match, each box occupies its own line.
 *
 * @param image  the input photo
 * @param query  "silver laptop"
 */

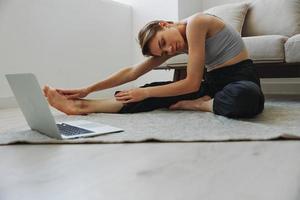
xmin=5 ymin=73 xmax=123 ymax=139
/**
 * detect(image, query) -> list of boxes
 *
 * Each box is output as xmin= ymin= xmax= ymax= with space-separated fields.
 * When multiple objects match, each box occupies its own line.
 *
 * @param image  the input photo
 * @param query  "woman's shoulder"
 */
xmin=181 ymin=13 xmax=225 ymax=38
xmin=180 ymin=13 xmax=213 ymax=26
xmin=182 ymin=13 xmax=213 ymax=35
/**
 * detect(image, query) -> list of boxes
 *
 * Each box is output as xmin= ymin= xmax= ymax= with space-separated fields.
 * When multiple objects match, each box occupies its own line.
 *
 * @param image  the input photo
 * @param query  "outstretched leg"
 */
xmin=43 ymin=86 xmax=124 ymax=115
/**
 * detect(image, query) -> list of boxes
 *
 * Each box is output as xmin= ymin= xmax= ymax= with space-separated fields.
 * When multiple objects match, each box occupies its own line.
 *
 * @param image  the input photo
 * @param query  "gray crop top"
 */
xmin=205 ymin=23 xmax=246 ymax=72
xmin=182 ymin=13 xmax=246 ymax=71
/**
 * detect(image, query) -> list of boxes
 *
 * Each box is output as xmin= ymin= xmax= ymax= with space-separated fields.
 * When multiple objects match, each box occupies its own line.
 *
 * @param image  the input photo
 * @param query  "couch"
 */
xmin=156 ymin=0 xmax=300 ymax=80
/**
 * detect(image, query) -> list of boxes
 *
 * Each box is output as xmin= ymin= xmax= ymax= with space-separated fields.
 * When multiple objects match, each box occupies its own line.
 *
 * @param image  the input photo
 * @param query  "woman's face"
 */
xmin=148 ymin=23 xmax=186 ymax=57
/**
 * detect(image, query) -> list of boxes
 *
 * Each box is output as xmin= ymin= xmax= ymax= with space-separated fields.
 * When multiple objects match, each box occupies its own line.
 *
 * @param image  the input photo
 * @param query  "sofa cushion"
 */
xmin=242 ymin=0 xmax=300 ymax=37
xmin=165 ymin=35 xmax=289 ymax=66
xmin=243 ymin=35 xmax=288 ymax=63
xmin=285 ymin=34 xmax=300 ymax=63
xmin=203 ymin=2 xmax=250 ymax=34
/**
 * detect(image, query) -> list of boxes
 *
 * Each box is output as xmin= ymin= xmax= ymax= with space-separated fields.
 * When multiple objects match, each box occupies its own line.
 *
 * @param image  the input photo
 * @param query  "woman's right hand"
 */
xmin=56 ymin=87 xmax=91 ymax=99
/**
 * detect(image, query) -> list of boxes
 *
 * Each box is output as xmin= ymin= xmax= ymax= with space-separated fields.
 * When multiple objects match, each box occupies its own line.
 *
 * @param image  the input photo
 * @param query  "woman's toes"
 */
xmin=43 ymin=85 xmax=50 ymax=97
xmin=201 ymin=95 xmax=211 ymax=101
xmin=169 ymin=101 xmax=188 ymax=110
xmin=169 ymin=103 xmax=180 ymax=110
xmin=47 ymin=89 xmax=56 ymax=100
xmin=170 ymin=100 xmax=205 ymax=111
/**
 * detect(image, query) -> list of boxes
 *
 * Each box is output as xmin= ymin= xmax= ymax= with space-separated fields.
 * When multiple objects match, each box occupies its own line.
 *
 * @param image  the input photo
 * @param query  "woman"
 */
xmin=44 ymin=13 xmax=264 ymax=118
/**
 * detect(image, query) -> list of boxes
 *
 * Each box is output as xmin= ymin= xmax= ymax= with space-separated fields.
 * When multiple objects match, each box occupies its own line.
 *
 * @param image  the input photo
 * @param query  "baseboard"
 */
xmin=0 ymin=97 xmax=18 ymax=109
xmin=261 ymin=81 xmax=300 ymax=95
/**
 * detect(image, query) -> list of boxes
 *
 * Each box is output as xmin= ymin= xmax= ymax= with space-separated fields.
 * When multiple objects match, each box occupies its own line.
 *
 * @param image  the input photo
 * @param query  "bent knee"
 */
xmin=213 ymin=81 xmax=265 ymax=118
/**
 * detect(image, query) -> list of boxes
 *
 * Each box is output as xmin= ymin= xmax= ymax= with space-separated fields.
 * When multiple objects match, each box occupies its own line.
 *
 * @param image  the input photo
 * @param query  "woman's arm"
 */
xmin=87 ymin=54 xmax=172 ymax=93
xmin=56 ymin=66 xmax=137 ymax=99
xmin=57 ymin=53 xmax=172 ymax=99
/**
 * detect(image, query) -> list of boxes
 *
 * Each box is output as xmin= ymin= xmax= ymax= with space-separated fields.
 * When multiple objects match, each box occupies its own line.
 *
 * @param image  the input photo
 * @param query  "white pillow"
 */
xmin=242 ymin=0 xmax=300 ymax=37
xmin=203 ymin=2 xmax=250 ymax=35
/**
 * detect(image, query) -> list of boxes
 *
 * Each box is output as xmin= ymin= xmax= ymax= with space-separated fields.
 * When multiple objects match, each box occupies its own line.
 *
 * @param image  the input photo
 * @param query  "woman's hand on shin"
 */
xmin=115 ymin=88 xmax=150 ymax=103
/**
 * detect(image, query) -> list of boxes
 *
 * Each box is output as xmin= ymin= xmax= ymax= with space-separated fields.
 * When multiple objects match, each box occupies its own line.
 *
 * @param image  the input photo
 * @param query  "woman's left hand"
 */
xmin=115 ymin=88 xmax=150 ymax=103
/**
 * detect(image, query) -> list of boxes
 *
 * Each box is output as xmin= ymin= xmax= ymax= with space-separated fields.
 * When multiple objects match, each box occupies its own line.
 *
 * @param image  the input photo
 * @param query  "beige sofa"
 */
xmin=159 ymin=0 xmax=300 ymax=79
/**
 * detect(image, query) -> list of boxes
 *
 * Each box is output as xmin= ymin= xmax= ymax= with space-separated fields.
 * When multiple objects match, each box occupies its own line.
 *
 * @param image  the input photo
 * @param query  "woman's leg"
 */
xmin=44 ymin=86 xmax=123 ymax=115
xmin=118 ymin=81 xmax=210 ymax=113
xmin=169 ymin=80 xmax=265 ymax=118
xmin=44 ymin=80 xmax=210 ymax=115
xmin=169 ymin=95 xmax=214 ymax=112
xmin=213 ymin=80 xmax=265 ymax=118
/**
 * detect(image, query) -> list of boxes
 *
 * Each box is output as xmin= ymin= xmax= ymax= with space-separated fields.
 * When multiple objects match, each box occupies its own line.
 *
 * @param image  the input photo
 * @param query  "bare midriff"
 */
xmin=213 ymin=49 xmax=250 ymax=69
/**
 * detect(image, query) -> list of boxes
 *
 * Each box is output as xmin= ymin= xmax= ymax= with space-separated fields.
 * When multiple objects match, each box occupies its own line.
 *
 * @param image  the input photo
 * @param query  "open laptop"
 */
xmin=5 ymin=73 xmax=123 ymax=139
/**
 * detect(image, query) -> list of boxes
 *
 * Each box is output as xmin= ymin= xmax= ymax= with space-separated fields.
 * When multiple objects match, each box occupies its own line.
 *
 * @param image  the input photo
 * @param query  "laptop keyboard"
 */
xmin=57 ymin=123 xmax=93 ymax=136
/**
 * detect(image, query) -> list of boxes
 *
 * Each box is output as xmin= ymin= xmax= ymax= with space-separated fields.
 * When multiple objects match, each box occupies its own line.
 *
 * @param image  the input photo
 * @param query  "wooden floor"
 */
xmin=1 ymin=142 xmax=300 ymax=200
xmin=1 ymin=100 xmax=300 ymax=200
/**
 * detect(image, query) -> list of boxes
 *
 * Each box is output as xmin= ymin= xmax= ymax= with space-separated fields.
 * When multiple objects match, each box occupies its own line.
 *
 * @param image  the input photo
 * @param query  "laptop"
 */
xmin=5 ymin=73 xmax=124 ymax=139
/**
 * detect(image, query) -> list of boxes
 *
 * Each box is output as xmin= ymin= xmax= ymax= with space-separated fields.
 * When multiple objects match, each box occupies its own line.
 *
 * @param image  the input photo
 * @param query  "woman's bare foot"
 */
xmin=43 ymin=86 xmax=86 ymax=115
xmin=169 ymin=95 xmax=213 ymax=112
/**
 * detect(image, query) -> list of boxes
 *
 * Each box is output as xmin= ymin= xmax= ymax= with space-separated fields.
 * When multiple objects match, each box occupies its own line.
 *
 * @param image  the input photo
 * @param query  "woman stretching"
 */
xmin=44 ymin=13 xmax=264 ymax=118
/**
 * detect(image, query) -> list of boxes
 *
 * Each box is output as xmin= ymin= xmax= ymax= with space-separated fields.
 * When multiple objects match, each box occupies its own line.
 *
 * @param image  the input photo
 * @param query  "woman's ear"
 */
xmin=158 ymin=21 xmax=169 ymax=28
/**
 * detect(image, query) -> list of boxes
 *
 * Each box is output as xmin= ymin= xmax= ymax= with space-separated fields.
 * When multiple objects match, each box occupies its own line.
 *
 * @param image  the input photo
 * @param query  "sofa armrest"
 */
xmin=285 ymin=34 xmax=300 ymax=63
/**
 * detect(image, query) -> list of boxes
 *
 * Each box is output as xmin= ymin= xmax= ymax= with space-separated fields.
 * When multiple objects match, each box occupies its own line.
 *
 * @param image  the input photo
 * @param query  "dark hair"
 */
xmin=138 ymin=20 xmax=173 ymax=56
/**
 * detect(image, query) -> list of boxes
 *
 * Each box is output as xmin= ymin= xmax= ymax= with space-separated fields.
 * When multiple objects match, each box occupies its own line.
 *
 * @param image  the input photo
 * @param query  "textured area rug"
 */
xmin=0 ymin=97 xmax=300 ymax=145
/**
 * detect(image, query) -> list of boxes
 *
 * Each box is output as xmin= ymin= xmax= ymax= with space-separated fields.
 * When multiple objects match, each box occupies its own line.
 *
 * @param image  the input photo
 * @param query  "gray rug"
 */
xmin=1 ymin=97 xmax=300 ymax=145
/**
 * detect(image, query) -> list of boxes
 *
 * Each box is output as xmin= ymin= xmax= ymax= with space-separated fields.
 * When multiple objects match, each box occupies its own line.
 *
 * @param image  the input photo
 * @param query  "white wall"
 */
xmin=178 ymin=0 xmax=203 ymax=20
xmin=0 ymin=0 xmax=133 ymax=108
